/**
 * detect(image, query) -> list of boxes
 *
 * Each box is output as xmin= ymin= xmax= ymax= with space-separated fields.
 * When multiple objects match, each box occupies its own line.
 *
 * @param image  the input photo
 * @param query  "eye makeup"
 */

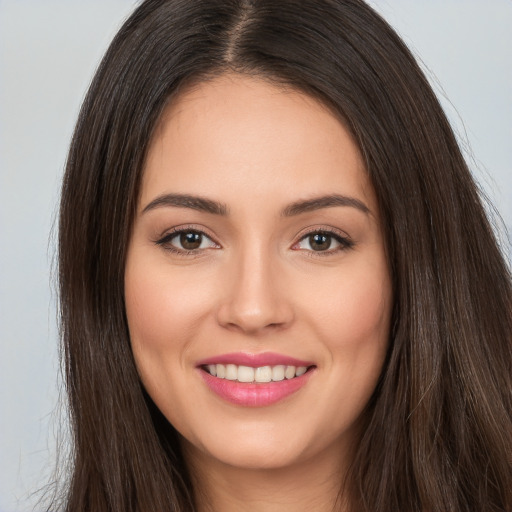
xmin=153 ymin=223 xmax=355 ymax=258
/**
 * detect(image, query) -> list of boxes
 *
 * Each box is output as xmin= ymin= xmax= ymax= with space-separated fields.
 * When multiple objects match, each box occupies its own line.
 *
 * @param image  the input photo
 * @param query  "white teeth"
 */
xmin=225 ymin=364 xmax=238 ymax=380
xmin=205 ymin=363 xmax=310 ymax=382
xmin=254 ymin=366 xmax=272 ymax=382
xmin=285 ymin=365 xmax=296 ymax=379
xmin=216 ymin=364 xmax=226 ymax=378
xmin=237 ymin=365 xmax=255 ymax=383
xmin=271 ymin=365 xmax=285 ymax=381
xmin=296 ymin=366 xmax=307 ymax=376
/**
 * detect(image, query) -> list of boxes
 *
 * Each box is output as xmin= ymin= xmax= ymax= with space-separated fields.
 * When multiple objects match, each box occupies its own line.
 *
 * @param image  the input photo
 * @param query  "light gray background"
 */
xmin=1 ymin=1 xmax=510 ymax=511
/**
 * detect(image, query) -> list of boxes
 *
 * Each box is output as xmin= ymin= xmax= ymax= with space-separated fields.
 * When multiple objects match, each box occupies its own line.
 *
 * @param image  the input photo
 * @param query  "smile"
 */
xmin=197 ymin=353 xmax=316 ymax=407
xmin=204 ymin=364 xmax=309 ymax=382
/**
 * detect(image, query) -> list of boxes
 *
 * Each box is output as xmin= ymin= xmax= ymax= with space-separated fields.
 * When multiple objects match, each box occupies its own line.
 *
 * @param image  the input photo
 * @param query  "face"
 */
xmin=125 ymin=74 xmax=392 ymax=472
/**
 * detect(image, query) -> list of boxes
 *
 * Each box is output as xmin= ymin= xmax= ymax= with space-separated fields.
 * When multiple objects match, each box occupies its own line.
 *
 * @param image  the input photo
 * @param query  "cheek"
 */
xmin=309 ymin=262 xmax=392 ymax=347
xmin=124 ymin=257 xmax=217 ymax=407
xmin=304 ymin=259 xmax=392 ymax=404
xmin=297 ymin=263 xmax=391 ymax=440
xmin=125 ymin=257 xmax=213 ymax=352
xmin=123 ymin=254 xmax=215 ymax=423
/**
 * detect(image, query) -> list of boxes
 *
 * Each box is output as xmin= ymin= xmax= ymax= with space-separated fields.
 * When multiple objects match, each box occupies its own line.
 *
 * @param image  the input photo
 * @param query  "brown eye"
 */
xmin=308 ymin=233 xmax=332 ymax=251
xmin=294 ymin=230 xmax=353 ymax=254
xmin=180 ymin=231 xmax=202 ymax=250
xmin=156 ymin=229 xmax=218 ymax=253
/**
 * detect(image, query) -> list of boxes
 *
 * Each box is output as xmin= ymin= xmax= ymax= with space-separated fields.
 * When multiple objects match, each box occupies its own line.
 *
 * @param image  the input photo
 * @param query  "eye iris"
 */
xmin=309 ymin=233 xmax=331 ymax=251
xmin=180 ymin=232 xmax=202 ymax=250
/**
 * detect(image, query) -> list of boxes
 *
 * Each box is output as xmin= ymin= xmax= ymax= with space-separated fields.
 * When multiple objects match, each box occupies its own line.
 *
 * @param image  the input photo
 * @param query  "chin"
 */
xmin=179 ymin=412 xmax=349 ymax=473
xmin=185 ymin=436 xmax=309 ymax=471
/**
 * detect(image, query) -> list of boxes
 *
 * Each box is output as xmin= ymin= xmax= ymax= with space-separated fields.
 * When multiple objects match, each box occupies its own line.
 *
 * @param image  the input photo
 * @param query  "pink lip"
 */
xmin=196 ymin=352 xmax=316 ymax=407
xmin=198 ymin=367 xmax=315 ymax=407
xmin=196 ymin=351 xmax=314 ymax=368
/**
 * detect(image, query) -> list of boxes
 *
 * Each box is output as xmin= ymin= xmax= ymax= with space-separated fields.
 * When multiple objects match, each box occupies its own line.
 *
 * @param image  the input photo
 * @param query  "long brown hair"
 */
xmin=56 ymin=0 xmax=512 ymax=510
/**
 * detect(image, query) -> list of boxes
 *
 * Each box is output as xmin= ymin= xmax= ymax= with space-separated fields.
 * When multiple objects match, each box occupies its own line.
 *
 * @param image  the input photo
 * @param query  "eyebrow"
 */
xmin=141 ymin=192 xmax=369 ymax=217
xmin=282 ymin=194 xmax=370 ymax=216
xmin=142 ymin=193 xmax=229 ymax=216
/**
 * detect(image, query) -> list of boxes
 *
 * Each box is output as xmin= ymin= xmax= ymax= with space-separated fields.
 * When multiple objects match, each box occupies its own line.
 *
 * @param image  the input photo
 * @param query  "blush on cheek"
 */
xmin=316 ymin=280 xmax=390 ymax=346
xmin=126 ymin=263 xmax=206 ymax=339
xmin=352 ymin=285 xmax=390 ymax=337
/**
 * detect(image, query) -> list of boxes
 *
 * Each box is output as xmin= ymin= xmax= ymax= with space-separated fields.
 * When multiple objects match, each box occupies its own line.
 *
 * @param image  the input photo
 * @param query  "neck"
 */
xmin=183 ymin=441 xmax=353 ymax=512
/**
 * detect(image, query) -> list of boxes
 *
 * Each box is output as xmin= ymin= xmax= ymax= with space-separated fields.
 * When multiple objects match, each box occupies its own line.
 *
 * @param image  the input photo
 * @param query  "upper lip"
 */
xmin=196 ymin=352 xmax=315 ymax=368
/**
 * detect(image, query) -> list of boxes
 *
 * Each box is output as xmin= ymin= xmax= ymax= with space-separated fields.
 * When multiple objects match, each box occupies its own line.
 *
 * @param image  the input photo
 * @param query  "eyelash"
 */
xmin=154 ymin=226 xmax=219 ymax=256
xmin=154 ymin=226 xmax=354 ymax=257
xmin=293 ymin=227 xmax=354 ymax=256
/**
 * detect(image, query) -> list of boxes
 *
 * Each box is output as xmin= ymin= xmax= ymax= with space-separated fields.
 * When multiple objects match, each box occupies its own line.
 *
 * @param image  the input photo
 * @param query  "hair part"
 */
xmin=56 ymin=1 xmax=512 ymax=511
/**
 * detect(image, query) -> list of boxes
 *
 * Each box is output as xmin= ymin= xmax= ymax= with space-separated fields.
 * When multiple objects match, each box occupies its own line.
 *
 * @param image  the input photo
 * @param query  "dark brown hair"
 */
xmin=56 ymin=0 xmax=512 ymax=510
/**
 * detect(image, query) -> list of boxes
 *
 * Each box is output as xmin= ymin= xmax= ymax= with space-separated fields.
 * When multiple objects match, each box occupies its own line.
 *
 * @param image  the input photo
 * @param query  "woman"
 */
xmin=56 ymin=0 xmax=512 ymax=510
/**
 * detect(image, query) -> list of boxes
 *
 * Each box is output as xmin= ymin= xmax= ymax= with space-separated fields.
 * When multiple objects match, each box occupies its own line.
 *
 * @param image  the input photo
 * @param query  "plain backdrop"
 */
xmin=0 ymin=1 xmax=510 ymax=510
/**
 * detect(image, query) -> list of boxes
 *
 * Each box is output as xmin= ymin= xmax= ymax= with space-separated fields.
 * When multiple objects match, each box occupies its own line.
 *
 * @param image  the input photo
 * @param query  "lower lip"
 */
xmin=199 ymin=368 xmax=314 ymax=407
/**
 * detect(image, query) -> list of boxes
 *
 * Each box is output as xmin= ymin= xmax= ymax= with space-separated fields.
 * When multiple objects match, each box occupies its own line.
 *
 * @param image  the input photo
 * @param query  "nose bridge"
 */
xmin=216 ymin=237 xmax=293 ymax=333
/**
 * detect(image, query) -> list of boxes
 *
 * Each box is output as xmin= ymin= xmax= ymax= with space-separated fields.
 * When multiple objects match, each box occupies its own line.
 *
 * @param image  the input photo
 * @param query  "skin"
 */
xmin=125 ymin=74 xmax=393 ymax=511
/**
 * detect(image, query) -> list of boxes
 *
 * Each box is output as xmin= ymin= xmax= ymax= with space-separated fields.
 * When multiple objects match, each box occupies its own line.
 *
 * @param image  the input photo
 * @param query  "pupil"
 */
xmin=310 ymin=233 xmax=331 ymax=251
xmin=180 ymin=232 xmax=202 ymax=250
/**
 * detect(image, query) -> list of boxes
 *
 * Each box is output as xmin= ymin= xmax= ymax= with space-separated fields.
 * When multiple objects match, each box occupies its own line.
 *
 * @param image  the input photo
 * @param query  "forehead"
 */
xmin=141 ymin=73 xmax=376 ymax=215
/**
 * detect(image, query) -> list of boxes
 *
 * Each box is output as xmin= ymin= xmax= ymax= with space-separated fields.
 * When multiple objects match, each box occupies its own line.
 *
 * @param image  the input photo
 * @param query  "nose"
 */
xmin=216 ymin=248 xmax=294 ymax=335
